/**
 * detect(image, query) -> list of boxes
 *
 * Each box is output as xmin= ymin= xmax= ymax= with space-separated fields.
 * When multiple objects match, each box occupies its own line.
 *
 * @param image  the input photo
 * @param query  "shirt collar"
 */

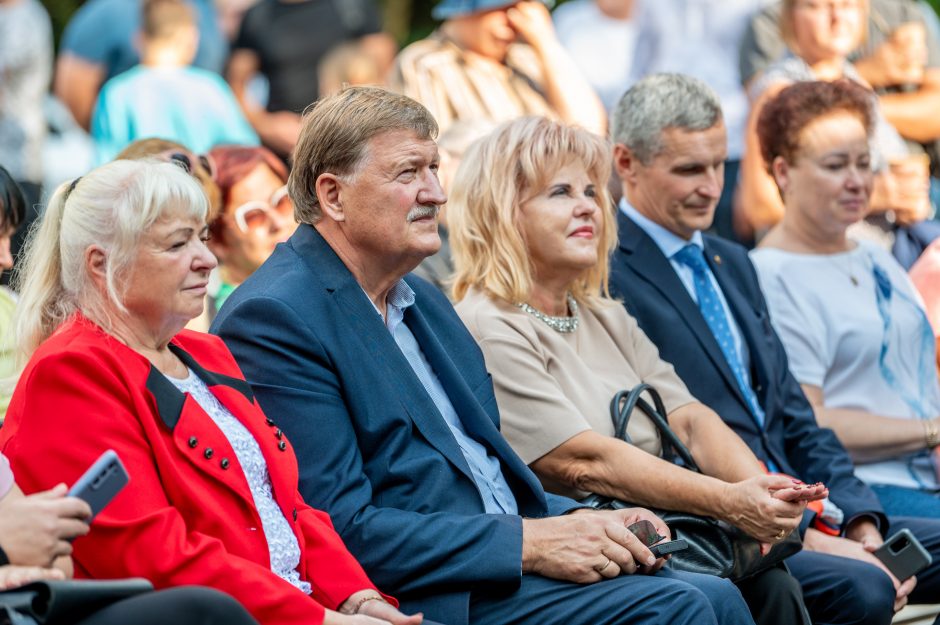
xmin=619 ymin=197 xmax=704 ymax=259
xmin=363 ymin=279 xmax=416 ymax=332
xmin=387 ymin=279 xmax=416 ymax=311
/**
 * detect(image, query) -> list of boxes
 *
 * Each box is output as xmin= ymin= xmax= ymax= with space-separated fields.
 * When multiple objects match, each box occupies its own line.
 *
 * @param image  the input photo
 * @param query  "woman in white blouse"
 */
xmin=750 ymin=79 xmax=940 ymax=517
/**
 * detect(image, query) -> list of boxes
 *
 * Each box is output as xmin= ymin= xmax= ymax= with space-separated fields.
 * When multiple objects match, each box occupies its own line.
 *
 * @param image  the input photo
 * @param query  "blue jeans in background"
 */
xmin=870 ymin=483 xmax=940 ymax=518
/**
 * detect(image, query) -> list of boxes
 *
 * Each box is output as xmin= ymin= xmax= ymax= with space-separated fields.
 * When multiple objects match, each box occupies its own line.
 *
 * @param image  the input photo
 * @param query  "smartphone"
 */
xmin=67 ymin=450 xmax=129 ymax=522
xmin=650 ymin=539 xmax=689 ymax=559
xmin=873 ymin=529 xmax=933 ymax=581
xmin=628 ymin=520 xmax=665 ymax=545
xmin=628 ymin=520 xmax=689 ymax=559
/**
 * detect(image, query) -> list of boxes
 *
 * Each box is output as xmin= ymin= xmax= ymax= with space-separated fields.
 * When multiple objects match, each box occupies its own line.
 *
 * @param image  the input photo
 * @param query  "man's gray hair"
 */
xmin=611 ymin=73 xmax=724 ymax=163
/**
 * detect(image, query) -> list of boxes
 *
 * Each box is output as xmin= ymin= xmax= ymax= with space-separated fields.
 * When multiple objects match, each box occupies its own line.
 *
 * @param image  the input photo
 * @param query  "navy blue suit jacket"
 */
xmin=212 ymin=224 xmax=579 ymax=624
xmin=609 ymin=212 xmax=885 ymax=531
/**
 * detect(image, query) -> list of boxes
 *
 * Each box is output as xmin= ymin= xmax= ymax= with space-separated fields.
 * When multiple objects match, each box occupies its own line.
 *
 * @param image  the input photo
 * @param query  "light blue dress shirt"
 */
xmin=367 ymin=280 xmax=519 ymax=515
xmin=620 ymin=199 xmax=754 ymax=388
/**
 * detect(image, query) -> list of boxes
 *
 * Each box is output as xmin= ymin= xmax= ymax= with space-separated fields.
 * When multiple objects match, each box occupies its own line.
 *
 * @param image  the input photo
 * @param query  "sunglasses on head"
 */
xmin=232 ymin=185 xmax=293 ymax=234
xmin=167 ymin=152 xmax=215 ymax=179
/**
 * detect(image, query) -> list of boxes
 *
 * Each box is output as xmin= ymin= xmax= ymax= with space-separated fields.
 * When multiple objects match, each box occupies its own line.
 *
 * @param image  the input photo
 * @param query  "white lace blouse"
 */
xmin=167 ymin=368 xmax=312 ymax=594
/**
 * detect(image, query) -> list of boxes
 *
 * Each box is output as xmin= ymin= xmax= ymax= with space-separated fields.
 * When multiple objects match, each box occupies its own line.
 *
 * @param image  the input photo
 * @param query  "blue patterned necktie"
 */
xmin=673 ymin=244 xmax=766 ymax=426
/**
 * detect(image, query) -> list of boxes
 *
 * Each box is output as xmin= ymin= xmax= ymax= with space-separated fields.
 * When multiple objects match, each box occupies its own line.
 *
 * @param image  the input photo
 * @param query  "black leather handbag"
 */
xmin=583 ymin=383 xmax=802 ymax=582
xmin=0 ymin=578 xmax=153 ymax=625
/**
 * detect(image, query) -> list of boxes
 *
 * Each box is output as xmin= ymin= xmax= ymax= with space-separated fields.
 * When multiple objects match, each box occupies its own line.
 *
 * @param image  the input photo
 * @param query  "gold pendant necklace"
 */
xmin=832 ymin=247 xmax=865 ymax=287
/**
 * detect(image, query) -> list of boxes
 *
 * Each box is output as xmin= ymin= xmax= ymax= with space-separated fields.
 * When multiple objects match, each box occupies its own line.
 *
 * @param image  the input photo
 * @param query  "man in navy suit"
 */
xmin=212 ymin=86 xmax=755 ymax=625
xmin=607 ymin=73 xmax=940 ymax=625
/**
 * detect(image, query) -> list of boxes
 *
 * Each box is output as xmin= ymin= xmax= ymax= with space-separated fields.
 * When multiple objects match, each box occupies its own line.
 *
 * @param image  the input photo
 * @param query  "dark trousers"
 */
xmin=74 ymin=587 xmax=257 ymax=625
xmin=788 ymin=515 xmax=940 ymax=625
xmin=894 ymin=516 xmax=940 ymax=606
xmin=469 ymin=568 xmax=755 ymax=625
xmin=737 ymin=564 xmax=810 ymax=625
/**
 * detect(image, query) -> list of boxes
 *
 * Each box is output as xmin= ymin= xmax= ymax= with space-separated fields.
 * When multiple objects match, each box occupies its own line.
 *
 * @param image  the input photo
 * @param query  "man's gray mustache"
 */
xmin=407 ymin=205 xmax=440 ymax=222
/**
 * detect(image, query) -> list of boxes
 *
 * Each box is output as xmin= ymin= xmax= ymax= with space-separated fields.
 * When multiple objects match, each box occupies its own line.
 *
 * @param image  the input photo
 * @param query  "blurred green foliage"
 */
xmin=40 ymin=0 xmax=83 ymax=50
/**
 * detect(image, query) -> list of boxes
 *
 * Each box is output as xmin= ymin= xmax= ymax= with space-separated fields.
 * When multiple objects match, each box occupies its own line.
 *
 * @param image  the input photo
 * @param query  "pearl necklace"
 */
xmin=517 ymin=294 xmax=580 ymax=333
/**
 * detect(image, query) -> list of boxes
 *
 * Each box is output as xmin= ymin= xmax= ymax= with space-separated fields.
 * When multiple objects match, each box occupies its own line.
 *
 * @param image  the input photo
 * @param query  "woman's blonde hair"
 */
xmin=449 ymin=116 xmax=616 ymax=309
xmin=13 ymin=159 xmax=208 ymax=366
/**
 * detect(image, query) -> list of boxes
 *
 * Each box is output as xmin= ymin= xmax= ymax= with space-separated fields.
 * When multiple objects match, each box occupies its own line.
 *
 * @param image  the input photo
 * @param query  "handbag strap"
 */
xmin=609 ymin=383 xmax=701 ymax=473
xmin=0 ymin=605 xmax=39 ymax=625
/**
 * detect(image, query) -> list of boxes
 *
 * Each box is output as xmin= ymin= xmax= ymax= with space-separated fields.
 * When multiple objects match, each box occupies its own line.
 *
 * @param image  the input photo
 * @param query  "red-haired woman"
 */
xmin=206 ymin=146 xmax=297 ymax=317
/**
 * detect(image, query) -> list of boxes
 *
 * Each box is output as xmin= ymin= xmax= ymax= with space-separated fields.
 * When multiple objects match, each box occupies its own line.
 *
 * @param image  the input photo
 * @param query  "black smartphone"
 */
xmin=628 ymin=520 xmax=689 ymax=559
xmin=873 ymin=529 xmax=933 ymax=581
xmin=67 ymin=450 xmax=130 ymax=522
xmin=628 ymin=520 xmax=664 ymax=546
xmin=650 ymin=539 xmax=689 ymax=558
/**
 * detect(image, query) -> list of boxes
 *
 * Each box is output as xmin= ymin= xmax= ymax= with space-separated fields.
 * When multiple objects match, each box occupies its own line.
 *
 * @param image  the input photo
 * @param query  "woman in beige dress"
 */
xmin=449 ymin=116 xmax=824 ymax=625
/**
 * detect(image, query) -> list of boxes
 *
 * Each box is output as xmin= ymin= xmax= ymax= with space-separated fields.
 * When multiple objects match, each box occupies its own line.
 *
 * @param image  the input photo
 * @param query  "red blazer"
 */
xmin=0 ymin=314 xmax=390 ymax=625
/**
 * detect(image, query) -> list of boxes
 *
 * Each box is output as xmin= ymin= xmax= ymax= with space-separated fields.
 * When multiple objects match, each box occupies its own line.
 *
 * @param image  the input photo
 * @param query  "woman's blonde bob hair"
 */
xmin=13 ymin=159 xmax=208 ymax=367
xmin=449 ymin=116 xmax=616 ymax=309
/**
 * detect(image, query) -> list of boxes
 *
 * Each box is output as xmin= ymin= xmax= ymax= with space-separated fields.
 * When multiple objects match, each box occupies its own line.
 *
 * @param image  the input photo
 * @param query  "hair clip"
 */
xmin=168 ymin=152 xmax=214 ymax=180
xmin=65 ymin=176 xmax=82 ymax=200
xmin=168 ymin=152 xmax=194 ymax=175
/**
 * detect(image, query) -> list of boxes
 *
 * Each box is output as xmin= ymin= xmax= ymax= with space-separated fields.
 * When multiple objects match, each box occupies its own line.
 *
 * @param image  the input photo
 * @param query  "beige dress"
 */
xmin=456 ymin=287 xmax=695 ymax=499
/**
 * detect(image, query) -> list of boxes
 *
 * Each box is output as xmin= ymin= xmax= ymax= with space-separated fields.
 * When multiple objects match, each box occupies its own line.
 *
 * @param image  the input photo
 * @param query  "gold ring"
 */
xmin=775 ymin=529 xmax=788 ymax=540
xmin=595 ymin=557 xmax=612 ymax=573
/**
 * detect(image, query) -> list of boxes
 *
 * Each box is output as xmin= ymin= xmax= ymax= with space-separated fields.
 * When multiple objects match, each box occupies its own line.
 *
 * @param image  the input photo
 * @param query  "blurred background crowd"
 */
xmin=2 ymin=0 xmax=940 ymax=359
xmin=1 ymin=2 xmax=940 ymax=623
xmin=6 ymin=0 xmax=940 ymax=251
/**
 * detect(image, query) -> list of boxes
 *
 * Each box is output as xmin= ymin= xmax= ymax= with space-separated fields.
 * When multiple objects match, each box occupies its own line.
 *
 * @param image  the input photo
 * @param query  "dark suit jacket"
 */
xmin=610 ymin=212 xmax=885 ymax=531
xmin=213 ymin=224 xmax=579 ymax=625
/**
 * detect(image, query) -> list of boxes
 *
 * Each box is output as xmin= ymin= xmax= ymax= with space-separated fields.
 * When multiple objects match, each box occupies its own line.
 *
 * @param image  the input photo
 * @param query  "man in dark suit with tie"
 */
xmin=212 ymin=86 xmax=754 ymax=625
xmin=608 ymin=73 xmax=940 ymax=625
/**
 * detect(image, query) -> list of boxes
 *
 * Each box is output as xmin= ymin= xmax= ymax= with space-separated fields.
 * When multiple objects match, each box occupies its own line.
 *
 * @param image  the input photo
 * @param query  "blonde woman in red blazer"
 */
xmin=0 ymin=159 xmax=428 ymax=625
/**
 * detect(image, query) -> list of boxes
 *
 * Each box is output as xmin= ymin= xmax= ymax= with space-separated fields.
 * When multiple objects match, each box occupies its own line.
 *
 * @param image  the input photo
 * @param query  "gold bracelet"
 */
xmin=924 ymin=420 xmax=940 ymax=449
